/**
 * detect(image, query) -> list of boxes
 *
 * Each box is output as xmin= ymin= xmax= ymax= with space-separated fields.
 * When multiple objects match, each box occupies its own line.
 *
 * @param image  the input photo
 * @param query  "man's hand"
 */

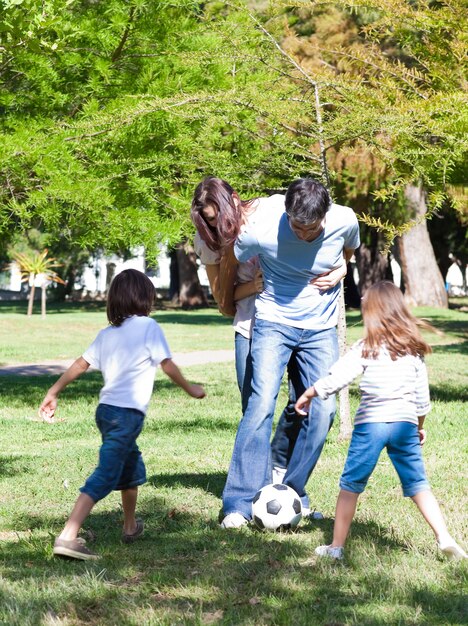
xmin=310 ymin=261 xmax=347 ymax=291
xmin=253 ymin=269 xmax=263 ymax=293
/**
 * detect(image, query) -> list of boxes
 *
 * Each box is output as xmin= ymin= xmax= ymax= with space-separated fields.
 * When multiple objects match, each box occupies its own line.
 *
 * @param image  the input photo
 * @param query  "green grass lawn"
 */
xmin=0 ymin=301 xmax=467 ymax=625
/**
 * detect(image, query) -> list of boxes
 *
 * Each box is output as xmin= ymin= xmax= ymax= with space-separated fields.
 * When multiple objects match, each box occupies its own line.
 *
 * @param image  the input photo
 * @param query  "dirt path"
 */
xmin=0 ymin=349 xmax=235 ymax=376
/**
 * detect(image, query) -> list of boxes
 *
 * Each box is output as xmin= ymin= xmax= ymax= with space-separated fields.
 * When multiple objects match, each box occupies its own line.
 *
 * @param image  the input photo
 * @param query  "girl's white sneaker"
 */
xmin=438 ymin=537 xmax=467 ymax=560
xmin=315 ymin=544 xmax=344 ymax=560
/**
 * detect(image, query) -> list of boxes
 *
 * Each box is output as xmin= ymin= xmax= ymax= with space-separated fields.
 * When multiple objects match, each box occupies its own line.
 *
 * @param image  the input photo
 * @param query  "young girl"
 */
xmin=295 ymin=280 xmax=466 ymax=561
xmin=39 ymin=269 xmax=205 ymax=560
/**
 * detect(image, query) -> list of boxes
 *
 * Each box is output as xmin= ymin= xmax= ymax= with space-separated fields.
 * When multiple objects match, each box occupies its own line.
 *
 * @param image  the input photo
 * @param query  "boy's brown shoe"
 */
xmin=53 ymin=537 xmax=100 ymax=561
xmin=122 ymin=518 xmax=144 ymax=544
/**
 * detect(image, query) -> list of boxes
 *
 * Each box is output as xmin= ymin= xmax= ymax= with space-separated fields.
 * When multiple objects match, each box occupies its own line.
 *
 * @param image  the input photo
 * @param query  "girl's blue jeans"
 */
xmin=341 ymin=421 xmax=430 ymax=497
xmin=80 ymin=403 xmax=146 ymax=502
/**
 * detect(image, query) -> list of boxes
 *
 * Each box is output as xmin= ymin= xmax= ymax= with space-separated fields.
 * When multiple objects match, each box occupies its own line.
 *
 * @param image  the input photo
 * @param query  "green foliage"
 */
xmin=0 ymin=0 xmax=466 ymax=257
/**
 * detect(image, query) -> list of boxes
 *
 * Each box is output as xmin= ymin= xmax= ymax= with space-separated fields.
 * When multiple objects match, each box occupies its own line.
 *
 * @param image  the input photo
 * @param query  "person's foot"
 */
xmin=302 ymin=507 xmax=324 ymax=520
xmin=122 ymin=518 xmax=144 ymax=544
xmin=53 ymin=537 xmax=100 ymax=561
xmin=438 ymin=536 xmax=467 ymax=559
xmin=220 ymin=513 xmax=249 ymax=529
xmin=272 ymin=466 xmax=287 ymax=484
xmin=315 ymin=544 xmax=344 ymax=560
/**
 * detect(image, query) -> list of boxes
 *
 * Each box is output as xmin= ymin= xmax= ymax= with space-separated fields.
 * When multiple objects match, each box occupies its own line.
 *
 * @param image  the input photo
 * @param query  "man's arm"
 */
xmin=311 ymin=247 xmax=356 ymax=291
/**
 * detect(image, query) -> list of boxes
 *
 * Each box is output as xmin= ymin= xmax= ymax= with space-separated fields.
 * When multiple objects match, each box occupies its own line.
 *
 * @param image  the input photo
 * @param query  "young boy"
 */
xmin=39 ymin=269 xmax=205 ymax=560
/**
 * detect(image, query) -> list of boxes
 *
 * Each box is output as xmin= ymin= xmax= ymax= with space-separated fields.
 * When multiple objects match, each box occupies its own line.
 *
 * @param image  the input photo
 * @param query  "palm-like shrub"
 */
xmin=12 ymin=249 xmax=65 ymax=317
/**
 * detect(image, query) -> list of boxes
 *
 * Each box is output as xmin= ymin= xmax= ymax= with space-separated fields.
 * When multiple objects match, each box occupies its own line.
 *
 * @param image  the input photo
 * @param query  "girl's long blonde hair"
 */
xmin=361 ymin=281 xmax=433 ymax=360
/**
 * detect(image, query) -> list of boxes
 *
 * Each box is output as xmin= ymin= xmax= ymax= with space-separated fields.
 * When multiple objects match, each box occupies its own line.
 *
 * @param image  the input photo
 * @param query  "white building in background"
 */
xmin=75 ymin=246 xmax=209 ymax=295
xmin=6 ymin=262 xmax=22 ymax=291
xmin=1 ymin=245 xmax=210 ymax=300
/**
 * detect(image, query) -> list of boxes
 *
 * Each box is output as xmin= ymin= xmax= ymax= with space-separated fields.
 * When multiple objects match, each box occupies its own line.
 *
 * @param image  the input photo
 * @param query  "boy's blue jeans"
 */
xmin=223 ymin=320 xmax=338 ymax=518
xmin=80 ymin=403 xmax=146 ymax=503
xmin=340 ymin=421 xmax=430 ymax=497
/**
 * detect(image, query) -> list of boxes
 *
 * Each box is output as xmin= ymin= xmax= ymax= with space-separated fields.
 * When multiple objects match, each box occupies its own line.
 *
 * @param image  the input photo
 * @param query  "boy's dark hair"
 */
xmin=285 ymin=178 xmax=331 ymax=224
xmin=107 ymin=269 xmax=155 ymax=327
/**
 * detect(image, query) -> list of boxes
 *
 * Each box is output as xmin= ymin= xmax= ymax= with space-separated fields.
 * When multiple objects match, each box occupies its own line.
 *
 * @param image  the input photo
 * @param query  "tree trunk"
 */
xmin=355 ymin=228 xmax=393 ymax=296
xmin=343 ymin=261 xmax=361 ymax=308
xmin=337 ymin=284 xmax=352 ymax=440
xmin=397 ymin=184 xmax=448 ymax=308
xmin=27 ymin=276 xmax=35 ymax=317
xmin=41 ymin=286 xmax=46 ymax=318
xmin=175 ymin=240 xmax=208 ymax=309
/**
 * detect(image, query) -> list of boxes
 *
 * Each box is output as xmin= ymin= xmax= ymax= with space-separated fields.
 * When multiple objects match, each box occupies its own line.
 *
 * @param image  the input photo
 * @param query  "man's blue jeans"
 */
xmin=223 ymin=320 xmax=338 ymax=518
xmin=235 ymin=332 xmax=304 ymax=467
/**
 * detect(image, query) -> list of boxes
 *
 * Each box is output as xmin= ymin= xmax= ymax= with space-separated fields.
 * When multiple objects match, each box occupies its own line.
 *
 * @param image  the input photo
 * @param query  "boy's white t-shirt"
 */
xmin=194 ymin=194 xmax=286 ymax=339
xmin=82 ymin=315 xmax=171 ymax=414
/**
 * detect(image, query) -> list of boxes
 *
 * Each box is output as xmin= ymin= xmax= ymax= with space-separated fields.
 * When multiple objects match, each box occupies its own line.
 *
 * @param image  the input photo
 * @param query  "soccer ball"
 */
xmin=251 ymin=483 xmax=302 ymax=531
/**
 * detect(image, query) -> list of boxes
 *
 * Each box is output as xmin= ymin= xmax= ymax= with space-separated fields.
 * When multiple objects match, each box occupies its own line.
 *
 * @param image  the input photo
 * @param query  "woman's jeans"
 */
xmin=235 ymin=333 xmax=304 ymax=469
xmin=224 ymin=320 xmax=338 ymax=518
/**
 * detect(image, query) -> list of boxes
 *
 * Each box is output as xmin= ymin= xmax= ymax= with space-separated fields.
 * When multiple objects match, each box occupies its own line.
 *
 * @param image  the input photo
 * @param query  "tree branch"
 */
xmin=111 ymin=6 xmax=136 ymax=63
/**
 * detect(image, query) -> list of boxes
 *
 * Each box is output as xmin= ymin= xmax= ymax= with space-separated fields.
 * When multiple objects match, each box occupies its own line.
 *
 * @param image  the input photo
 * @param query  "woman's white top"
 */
xmin=313 ymin=340 xmax=431 ymax=425
xmin=194 ymin=195 xmax=285 ymax=339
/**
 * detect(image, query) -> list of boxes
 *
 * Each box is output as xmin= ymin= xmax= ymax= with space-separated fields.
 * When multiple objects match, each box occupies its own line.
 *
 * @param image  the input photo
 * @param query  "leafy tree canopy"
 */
xmin=1 ymin=0 xmax=466 ymax=262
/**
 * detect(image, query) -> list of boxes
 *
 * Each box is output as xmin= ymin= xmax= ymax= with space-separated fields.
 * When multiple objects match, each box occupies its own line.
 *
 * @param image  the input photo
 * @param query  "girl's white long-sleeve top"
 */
xmin=313 ymin=340 xmax=431 ymax=425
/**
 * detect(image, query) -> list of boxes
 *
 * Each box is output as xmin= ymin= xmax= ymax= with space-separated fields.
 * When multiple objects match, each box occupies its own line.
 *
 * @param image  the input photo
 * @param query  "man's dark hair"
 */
xmin=107 ymin=269 xmax=155 ymax=326
xmin=285 ymin=178 xmax=331 ymax=224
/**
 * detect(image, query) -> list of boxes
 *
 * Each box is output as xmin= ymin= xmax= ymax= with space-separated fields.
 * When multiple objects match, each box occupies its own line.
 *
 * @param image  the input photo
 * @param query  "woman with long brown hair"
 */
xmin=191 ymin=178 xmax=305 ymax=520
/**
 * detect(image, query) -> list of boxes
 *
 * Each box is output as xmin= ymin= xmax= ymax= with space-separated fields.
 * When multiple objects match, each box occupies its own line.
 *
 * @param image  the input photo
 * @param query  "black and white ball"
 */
xmin=252 ymin=483 xmax=302 ymax=531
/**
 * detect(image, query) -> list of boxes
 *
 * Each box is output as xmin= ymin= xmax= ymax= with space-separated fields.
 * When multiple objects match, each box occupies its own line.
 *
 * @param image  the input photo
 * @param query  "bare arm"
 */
xmin=344 ymin=247 xmax=354 ymax=264
xmin=418 ymin=415 xmax=426 ymax=445
xmin=310 ymin=247 xmax=355 ymax=291
xmin=205 ymin=264 xmax=220 ymax=303
xmin=218 ymin=245 xmax=238 ymax=317
xmin=39 ymin=356 xmax=90 ymax=421
xmin=234 ymin=269 xmax=263 ymax=302
xmin=160 ymin=358 xmax=205 ymax=398
xmin=294 ymin=385 xmax=318 ymax=416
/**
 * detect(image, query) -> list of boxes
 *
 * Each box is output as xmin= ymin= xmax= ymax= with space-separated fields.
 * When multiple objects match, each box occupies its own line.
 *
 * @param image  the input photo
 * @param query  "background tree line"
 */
xmin=1 ymin=0 xmax=466 ymax=307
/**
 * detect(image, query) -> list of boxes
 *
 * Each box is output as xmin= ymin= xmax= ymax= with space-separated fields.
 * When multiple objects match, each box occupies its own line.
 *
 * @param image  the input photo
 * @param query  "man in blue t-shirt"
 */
xmin=221 ymin=178 xmax=360 ymax=528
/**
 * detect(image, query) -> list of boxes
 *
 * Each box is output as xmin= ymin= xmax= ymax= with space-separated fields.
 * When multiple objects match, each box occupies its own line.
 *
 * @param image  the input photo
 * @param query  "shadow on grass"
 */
xmin=0 ymin=301 xmax=228 ymax=326
xmin=0 ymin=373 xmax=103 ymax=407
xmin=427 ymin=317 xmax=468 ymax=341
xmin=0 ymin=301 xmax=108 ymax=315
xmin=431 ymin=339 xmax=468 ymax=356
xmin=0 ymin=455 xmax=33 ymax=479
xmin=151 ymin=310 xmax=232 ymax=327
xmin=148 ymin=471 xmax=227 ymax=498
xmin=1 ymin=498 xmax=466 ymax=625
xmin=430 ymin=382 xmax=468 ymax=403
